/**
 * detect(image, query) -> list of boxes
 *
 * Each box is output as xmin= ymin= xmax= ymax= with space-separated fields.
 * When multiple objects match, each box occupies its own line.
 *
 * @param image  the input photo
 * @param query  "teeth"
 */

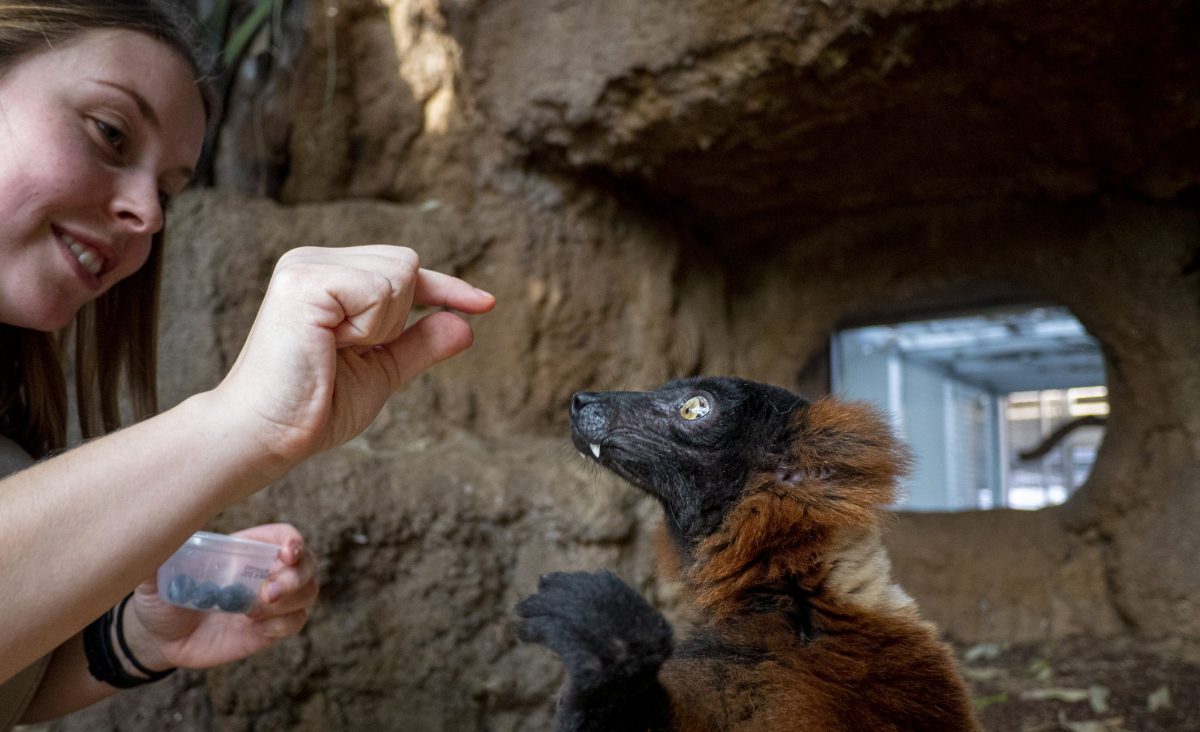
xmin=589 ymin=443 xmax=601 ymax=459
xmin=77 ymin=249 xmax=102 ymax=274
xmin=63 ymin=233 xmax=102 ymax=275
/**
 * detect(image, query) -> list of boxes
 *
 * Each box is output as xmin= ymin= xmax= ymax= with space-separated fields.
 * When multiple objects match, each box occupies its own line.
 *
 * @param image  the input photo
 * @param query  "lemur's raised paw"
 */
xmin=516 ymin=570 xmax=673 ymax=694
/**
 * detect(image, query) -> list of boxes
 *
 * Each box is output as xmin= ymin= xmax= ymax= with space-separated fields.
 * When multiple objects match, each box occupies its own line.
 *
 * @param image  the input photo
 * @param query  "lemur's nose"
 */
xmin=570 ymin=392 xmax=611 ymax=438
xmin=570 ymin=392 xmax=601 ymax=416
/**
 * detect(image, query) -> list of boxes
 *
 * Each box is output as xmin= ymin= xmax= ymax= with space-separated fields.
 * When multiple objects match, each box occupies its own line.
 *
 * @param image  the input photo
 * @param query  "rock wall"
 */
xmin=46 ymin=0 xmax=1200 ymax=729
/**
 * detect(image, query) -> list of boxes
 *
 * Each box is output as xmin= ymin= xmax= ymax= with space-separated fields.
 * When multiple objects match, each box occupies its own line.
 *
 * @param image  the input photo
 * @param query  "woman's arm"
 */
xmin=0 ymin=391 xmax=278 ymax=683
xmin=0 ymin=246 xmax=494 ymax=683
xmin=19 ymin=524 xmax=319 ymax=723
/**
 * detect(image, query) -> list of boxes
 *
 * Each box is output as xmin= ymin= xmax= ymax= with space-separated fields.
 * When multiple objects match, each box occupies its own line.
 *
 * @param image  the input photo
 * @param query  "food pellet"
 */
xmin=218 ymin=583 xmax=255 ymax=613
xmin=166 ymin=574 xmax=197 ymax=605
xmin=191 ymin=581 xmax=221 ymax=609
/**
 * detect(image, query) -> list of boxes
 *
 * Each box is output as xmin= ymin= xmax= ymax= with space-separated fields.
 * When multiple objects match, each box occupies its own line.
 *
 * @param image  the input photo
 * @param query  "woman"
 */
xmin=0 ymin=0 xmax=494 ymax=725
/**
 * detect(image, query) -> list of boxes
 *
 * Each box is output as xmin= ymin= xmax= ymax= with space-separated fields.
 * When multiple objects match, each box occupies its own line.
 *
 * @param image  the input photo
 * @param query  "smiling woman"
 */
xmin=0 ymin=1 xmax=494 ymax=728
xmin=0 ymin=0 xmax=217 ymax=456
xmin=0 ymin=31 xmax=206 ymax=329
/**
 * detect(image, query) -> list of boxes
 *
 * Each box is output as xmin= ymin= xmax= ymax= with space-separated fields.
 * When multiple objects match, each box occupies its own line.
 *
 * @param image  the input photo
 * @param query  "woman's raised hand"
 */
xmin=214 ymin=246 xmax=494 ymax=473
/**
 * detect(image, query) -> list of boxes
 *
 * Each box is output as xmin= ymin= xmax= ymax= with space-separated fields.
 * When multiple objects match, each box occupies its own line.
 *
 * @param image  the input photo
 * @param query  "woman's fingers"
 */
xmin=227 ymin=524 xmax=319 ymax=616
xmin=275 ymin=248 xmax=495 ymax=316
xmin=365 ymin=310 xmax=477 ymax=391
xmin=263 ymin=547 xmax=317 ymax=600
xmin=252 ymin=607 xmax=310 ymax=640
xmin=254 ymin=573 xmax=319 ymax=618
xmin=304 ymin=265 xmax=491 ymax=350
xmin=282 ymin=262 xmax=417 ymax=349
xmin=414 ymin=268 xmax=496 ymax=313
xmin=218 ymin=245 xmax=493 ymax=464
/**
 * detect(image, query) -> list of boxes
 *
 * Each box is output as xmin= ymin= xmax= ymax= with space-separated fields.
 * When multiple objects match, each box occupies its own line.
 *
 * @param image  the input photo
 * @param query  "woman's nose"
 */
xmin=111 ymin=170 xmax=164 ymax=235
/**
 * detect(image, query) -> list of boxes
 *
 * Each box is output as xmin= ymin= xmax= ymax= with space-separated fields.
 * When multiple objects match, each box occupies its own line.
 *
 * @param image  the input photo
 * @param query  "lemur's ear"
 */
xmin=774 ymin=464 xmax=836 ymax=487
xmin=772 ymin=397 xmax=909 ymax=504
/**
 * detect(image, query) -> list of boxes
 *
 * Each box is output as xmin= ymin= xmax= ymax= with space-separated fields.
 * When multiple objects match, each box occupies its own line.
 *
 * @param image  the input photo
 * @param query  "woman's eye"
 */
xmin=93 ymin=119 xmax=126 ymax=151
xmin=679 ymin=395 xmax=711 ymax=421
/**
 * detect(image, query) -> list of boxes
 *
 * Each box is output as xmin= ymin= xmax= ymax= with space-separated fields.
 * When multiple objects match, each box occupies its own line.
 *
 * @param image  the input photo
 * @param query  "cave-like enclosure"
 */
xmin=49 ymin=0 xmax=1200 ymax=729
xmin=479 ymin=0 xmax=1200 ymax=641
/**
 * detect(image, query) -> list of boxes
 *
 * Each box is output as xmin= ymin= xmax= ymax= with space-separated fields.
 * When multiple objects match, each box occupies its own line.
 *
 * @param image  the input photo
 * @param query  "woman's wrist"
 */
xmin=179 ymin=390 xmax=298 ymax=497
xmin=113 ymin=596 xmax=173 ymax=674
xmin=82 ymin=596 xmax=174 ymax=689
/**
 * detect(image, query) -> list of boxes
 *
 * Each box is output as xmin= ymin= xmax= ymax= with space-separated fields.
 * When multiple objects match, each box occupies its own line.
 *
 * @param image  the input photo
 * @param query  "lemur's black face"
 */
xmin=570 ymin=376 xmax=807 ymax=543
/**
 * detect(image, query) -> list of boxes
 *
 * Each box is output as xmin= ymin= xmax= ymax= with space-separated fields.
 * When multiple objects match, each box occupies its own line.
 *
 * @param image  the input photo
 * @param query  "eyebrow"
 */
xmin=96 ymin=80 xmax=159 ymax=129
xmin=94 ymin=80 xmax=196 ymax=182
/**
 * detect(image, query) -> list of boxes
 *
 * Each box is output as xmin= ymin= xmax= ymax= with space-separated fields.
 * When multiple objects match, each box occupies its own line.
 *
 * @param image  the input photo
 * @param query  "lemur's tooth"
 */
xmin=590 ymin=443 xmax=601 ymax=459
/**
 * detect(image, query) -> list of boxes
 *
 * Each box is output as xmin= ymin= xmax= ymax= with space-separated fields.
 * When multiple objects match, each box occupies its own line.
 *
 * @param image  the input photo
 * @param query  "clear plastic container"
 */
xmin=157 ymin=531 xmax=279 ymax=614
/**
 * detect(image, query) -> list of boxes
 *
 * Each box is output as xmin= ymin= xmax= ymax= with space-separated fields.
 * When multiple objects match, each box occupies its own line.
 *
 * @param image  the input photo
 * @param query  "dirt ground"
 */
xmin=957 ymin=635 xmax=1200 ymax=731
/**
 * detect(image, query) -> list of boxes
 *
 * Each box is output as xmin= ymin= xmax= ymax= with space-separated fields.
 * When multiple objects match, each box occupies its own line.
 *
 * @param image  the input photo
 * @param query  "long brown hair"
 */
xmin=0 ymin=1 xmax=217 ymax=457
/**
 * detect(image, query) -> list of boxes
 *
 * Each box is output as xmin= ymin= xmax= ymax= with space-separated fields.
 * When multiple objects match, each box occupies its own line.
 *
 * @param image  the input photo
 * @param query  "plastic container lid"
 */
xmin=185 ymin=531 xmax=280 ymax=558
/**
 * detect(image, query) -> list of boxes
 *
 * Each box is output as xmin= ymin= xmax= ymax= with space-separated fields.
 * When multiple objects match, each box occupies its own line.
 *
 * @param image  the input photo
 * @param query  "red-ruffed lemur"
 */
xmin=517 ymin=376 xmax=981 ymax=731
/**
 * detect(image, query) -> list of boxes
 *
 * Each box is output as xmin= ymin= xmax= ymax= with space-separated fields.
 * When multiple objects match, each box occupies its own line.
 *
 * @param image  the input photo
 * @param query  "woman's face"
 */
xmin=0 ymin=29 xmax=206 ymax=331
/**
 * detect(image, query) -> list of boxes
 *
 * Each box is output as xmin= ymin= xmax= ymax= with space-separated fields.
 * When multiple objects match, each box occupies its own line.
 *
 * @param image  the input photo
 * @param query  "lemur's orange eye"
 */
xmin=679 ymin=395 xmax=711 ymax=421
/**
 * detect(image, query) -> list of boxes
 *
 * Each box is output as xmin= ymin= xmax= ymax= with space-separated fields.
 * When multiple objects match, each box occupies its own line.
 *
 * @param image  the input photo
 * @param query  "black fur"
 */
xmin=568 ymin=376 xmax=805 ymax=543
xmin=515 ymin=571 xmax=673 ymax=731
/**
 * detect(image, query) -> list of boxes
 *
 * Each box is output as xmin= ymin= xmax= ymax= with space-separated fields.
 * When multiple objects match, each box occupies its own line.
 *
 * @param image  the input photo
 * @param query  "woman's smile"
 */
xmin=53 ymin=225 xmax=114 ymax=289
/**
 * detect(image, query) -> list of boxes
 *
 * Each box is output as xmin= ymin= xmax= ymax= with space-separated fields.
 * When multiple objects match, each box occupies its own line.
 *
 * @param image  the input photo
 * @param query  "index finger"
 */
xmin=414 ymin=268 xmax=495 ymax=314
xmin=232 ymin=523 xmax=304 ymax=561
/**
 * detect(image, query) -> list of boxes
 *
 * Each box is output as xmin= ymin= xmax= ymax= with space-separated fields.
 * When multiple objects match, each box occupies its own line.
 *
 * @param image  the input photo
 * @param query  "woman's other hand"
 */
xmin=124 ymin=523 xmax=319 ymax=671
xmin=214 ymin=246 xmax=495 ymax=473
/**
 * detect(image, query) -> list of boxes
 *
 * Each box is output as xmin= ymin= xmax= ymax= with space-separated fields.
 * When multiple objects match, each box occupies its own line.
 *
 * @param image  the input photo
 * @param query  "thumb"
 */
xmin=369 ymin=310 xmax=476 ymax=390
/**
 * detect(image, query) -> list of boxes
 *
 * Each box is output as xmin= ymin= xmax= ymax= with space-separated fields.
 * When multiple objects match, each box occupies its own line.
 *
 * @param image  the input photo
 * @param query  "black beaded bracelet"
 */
xmin=83 ymin=593 xmax=176 ymax=688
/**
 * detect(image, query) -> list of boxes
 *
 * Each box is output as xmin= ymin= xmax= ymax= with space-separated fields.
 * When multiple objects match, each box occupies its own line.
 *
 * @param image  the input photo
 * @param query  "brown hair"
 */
xmin=0 ymin=1 xmax=217 ymax=457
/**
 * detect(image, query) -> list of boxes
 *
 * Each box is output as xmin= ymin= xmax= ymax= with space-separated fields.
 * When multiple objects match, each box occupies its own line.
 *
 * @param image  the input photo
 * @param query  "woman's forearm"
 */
xmin=0 ymin=390 xmax=287 ymax=683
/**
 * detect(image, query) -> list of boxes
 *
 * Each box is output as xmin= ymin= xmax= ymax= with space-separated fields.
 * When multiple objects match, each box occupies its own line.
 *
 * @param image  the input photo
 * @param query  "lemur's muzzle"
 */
xmin=570 ymin=391 xmax=610 ymax=444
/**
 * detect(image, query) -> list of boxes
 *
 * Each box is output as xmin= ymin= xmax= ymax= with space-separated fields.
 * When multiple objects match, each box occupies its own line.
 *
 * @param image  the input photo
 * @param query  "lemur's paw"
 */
xmin=516 ymin=570 xmax=673 ymax=692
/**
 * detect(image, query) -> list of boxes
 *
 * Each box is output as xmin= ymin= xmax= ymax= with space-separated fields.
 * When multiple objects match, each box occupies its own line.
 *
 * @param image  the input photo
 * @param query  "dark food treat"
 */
xmin=191 ymin=581 xmax=221 ymax=610
xmin=218 ymin=583 xmax=256 ymax=613
xmin=165 ymin=574 xmax=197 ymax=605
xmin=165 ymin=574 xmax=258 ymax=614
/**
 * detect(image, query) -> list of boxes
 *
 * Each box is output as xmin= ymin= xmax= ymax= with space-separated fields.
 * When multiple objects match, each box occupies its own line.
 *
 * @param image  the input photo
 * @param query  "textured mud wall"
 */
xmin=45 ymin=0 xmax=1199 ymax=729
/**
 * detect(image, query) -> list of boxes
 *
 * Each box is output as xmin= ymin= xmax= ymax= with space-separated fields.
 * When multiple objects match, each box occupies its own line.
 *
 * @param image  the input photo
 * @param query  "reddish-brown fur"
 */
xmin=659 ymin=398 xmax=981 ymax=731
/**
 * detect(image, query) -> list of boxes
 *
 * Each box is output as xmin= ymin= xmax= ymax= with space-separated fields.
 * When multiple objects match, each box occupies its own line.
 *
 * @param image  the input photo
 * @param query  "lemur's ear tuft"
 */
xmin=777 ymin=397 xmax=911 ymax=507
xmin=774 ymin=464 xmax=835 ymax=487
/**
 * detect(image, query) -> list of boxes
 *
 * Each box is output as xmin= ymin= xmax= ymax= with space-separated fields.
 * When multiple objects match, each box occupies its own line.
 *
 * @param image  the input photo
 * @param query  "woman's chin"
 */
xmin=2 ymin=302 xmax=82 ymax=333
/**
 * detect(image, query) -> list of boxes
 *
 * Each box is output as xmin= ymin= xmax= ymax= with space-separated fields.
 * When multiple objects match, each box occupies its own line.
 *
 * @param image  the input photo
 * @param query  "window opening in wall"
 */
xmin=830 ymin=306 xmax=1107 ymax=511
